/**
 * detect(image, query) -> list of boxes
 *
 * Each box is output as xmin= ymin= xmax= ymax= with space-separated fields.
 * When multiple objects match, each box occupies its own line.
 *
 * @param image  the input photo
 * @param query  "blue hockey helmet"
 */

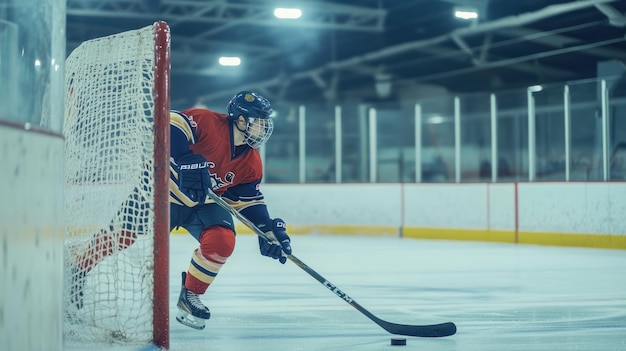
xmin=227 ymin=91 xmax=274 ymax=148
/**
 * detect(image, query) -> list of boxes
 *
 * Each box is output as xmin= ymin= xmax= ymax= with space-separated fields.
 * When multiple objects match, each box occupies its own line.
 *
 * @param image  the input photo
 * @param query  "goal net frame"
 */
xmin=63 ymin=21 xmax=170 ymax=349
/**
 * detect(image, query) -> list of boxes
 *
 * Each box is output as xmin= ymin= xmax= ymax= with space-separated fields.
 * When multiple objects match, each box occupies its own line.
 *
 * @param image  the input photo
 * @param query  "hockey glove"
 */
xmin=258 ymin=218 xmax=292 ymax=264
xmin=175 ymin=153 xmax=211 ymax=204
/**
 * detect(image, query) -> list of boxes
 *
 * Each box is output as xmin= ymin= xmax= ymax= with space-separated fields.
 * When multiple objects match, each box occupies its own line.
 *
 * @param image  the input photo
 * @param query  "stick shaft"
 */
xmin=206 ymin=189 xmax=456 ymax=337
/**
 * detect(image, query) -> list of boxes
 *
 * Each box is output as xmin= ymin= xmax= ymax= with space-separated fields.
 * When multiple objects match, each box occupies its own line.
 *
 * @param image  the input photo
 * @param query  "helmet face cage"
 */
xmin=227 ymin=91 xmax=274 ymax=148
xmin=244 ymin=117 xmax=274 ymax=149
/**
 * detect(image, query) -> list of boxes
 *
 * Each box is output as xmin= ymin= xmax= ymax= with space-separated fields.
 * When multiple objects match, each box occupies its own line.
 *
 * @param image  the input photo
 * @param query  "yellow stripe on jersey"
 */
xmin=170 ymin=111 xmax=196 ymax=144
xmin=224 ymin=198 xmax=266 ymax=211
xmin=169 ymin=179 xmax=200 ymax=207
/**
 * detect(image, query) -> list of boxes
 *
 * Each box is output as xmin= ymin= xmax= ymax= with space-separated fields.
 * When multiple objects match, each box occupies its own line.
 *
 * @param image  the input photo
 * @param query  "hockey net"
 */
xmin=63 ymin=22 xmax=170 ymax=348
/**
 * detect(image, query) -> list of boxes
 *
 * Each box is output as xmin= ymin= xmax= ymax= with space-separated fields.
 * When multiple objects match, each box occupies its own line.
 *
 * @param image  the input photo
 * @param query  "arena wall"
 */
xmin=192 ymin=183 xmax=626 ymax=250
xmin=0 ymin=122 xmax=65 ymax=351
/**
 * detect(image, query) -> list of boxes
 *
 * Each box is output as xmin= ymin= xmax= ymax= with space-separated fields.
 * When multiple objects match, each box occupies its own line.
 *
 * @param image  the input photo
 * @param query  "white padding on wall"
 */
xmin=488 ymin=184 xmax=516 ymax=231
xmin=260 ymin=182 xmax=624 ymax=236
xmin=262 ymin=184 xmax=402 ymax=226
xmin=403 ymin=184 xmax=488 ymax=229
xmin=519 ymin=183 xmax=626 ymax=235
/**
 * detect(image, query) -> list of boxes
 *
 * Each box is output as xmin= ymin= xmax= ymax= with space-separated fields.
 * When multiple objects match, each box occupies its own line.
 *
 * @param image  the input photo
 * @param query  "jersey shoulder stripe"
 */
xmin=170 ymin=110 xmax=197 ymax=144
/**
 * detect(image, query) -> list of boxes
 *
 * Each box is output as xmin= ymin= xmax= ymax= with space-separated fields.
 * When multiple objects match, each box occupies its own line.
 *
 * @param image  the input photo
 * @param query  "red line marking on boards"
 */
xmin=399 ymin=183 xmax=405 ymax=238
xmin=486 ymin=184 xmax=491 ymax=231
xmin=514 ymin=182 xmax=519 ymax=244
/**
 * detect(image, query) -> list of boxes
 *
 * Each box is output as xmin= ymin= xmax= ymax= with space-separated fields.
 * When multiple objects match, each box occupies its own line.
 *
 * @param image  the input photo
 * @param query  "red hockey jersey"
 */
xmin=169 ymin=109 xmax=264 ymax=208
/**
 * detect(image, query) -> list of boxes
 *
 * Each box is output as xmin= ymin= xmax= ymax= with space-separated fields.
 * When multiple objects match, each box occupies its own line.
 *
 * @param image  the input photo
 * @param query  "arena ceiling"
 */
xmin=66 ymin=0 xmax=626 ymax=109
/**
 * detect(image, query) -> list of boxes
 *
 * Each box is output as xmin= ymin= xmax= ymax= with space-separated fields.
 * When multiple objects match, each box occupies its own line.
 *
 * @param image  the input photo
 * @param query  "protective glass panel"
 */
xmin=459 ymin=93 xmax=492 ymax=182
xmin=304 ymin=104 xmax=336 ymax=183
xmin=265 ymin=102 xmax=300 ymax=183
xmin=495 ymin=89 xmax=528 ymax=182
xmin=534 ymin=84 xmax=566 ymax=181
xmin=607 ymin=76 xmax=626 ymax=181
xmin=421 ymin=96 xmax=455 ymax=182
xmin=568 ymin=80 xmax=600 ymax=181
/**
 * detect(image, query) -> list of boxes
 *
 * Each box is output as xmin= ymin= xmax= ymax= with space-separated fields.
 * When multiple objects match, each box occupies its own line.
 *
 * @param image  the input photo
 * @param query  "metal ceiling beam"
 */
xmin=476 ymin=33 xmax=492 ymax=65
xmin=409 ymin=46 xmax=575 ymax=78
xmin=406 ymin=36 xmax=625 ymax=84
xmin=66 ymin=0 xmax=386 ymax=33
xmin=172 ymin=36 xmax=279 ymax=57
xmin=65 ymin=24 xmax=282 ymax=60
xmin=595 ymin=3 xmax=626 ymax=27
xmin=498 ymin=25 xmax=626 ymax=60
xmin=450 ymin=0 xmax=617 ymax=36
xmin=199 ymin=0 xmax=621 ymax=102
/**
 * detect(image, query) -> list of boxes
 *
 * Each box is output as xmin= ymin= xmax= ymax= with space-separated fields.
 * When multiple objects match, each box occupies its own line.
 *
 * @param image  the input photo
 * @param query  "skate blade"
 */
xmin=176 ymin=310 xmax=207 ymax=330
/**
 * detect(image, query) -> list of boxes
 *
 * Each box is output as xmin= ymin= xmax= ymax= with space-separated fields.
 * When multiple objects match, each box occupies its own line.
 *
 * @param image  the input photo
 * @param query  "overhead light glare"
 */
xmin=219 ymin=56 xmax=241 ymax=66
xmin=528 ymin=85 xmax=543 ymax=93
xmin=427 ymin=115 xmax=446 ymax=124
xmin=454 ymin=10 xmax=478 ymax=20
xmin=274 ymin=8 xmax=302 ymax=19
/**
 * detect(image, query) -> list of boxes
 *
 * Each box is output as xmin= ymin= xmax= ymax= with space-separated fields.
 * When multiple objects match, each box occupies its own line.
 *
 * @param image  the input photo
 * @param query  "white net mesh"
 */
xmin=63 ymin=25 xmax=160 ymax=344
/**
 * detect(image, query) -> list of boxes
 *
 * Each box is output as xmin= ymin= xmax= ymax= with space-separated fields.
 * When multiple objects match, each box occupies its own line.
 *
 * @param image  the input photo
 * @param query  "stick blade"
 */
xmin=383 ymin=321 xmax=457 ymax=337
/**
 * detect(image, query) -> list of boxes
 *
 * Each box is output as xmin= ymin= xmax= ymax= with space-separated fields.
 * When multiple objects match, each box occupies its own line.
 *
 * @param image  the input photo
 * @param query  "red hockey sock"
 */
xmin=185 ymin=226 xmax=235 ymax=294
xmin=77 ymin=229 xmax=137 ymax=272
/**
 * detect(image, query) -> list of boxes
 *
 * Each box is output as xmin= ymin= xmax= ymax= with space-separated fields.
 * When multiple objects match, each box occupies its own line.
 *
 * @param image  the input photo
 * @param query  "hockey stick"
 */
xmin=206 ymin=189 xmax=457 ymax=338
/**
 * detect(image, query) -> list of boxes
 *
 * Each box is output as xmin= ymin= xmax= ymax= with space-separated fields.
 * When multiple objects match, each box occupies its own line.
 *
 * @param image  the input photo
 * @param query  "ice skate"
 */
xmin=176 ymin=272 xmax=211 ymax=330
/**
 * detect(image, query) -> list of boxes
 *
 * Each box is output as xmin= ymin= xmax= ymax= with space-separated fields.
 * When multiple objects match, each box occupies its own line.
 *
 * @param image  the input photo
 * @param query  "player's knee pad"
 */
xmin=199 ymin=225 xmax=235 ymax=263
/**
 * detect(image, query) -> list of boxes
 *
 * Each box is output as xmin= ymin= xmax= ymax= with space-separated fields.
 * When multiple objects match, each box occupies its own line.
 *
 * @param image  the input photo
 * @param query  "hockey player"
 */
xmin=170 ymin=91 xmax=292 ymax=330
xmin=67 ymin=91 xmax=292 ymax=331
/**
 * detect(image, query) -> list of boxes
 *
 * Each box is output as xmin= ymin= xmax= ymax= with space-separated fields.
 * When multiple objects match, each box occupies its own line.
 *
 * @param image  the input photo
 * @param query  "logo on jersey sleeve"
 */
xmin=207 ymin=161 xmax=235 ymax=190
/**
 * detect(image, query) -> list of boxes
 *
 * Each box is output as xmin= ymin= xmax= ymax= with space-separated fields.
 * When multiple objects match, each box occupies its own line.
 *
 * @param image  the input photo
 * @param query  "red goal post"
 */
xmin=63 ymin=21 xmax=170 ymax=349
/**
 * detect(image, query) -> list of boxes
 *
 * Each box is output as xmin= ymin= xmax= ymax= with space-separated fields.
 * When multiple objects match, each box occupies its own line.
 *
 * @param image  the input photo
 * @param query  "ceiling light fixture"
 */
xmin=274 ymin=8 xmax=302 ymax=19
xmin=454 ymin=9 xmax=478 ymax=20
xmin=218 ymin=56 xmax=241 ymax=66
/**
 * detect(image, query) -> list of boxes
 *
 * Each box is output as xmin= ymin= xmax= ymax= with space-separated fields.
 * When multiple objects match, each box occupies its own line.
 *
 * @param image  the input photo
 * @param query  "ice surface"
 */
xmin=65 ymin=233 xmax=626 ymax=351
